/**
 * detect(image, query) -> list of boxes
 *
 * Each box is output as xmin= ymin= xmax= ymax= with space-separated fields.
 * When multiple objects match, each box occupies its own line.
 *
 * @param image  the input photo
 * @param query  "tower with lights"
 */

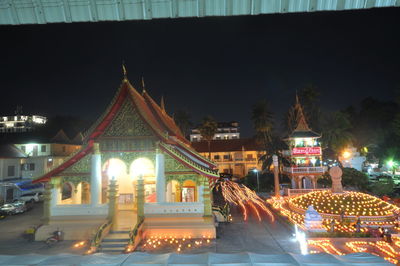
xmin=283 ymin=96 xmax=325 ymax=189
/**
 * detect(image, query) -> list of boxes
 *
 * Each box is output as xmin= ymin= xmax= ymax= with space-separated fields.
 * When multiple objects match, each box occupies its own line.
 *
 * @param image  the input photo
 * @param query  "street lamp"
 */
xmin=387 ymin=160 xmax=396 ymax=176
xmin=252 ymin=169 xmax=259 ymax=192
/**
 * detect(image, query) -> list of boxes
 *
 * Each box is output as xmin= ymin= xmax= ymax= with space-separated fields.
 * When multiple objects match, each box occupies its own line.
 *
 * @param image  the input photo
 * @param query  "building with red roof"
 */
xmin=33 ymin=68 xmax=218 ymax=245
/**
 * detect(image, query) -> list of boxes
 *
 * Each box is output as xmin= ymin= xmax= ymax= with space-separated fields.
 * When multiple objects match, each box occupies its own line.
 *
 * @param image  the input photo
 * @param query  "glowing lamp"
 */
xmin=342 ymin=151 xmax=351 ymax=159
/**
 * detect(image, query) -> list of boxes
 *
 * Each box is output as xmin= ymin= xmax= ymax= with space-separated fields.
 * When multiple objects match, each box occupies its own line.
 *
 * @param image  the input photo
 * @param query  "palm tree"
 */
xmin=321 ymin=111 xmax=353 ymax=155
xmin=251 ymin=100 xmax=274 ymax=151
xmin=258 ymin=134 xmax=290 ymax=174
xmin=199 ymin=116 xmax=218 ymax=159
xmin=173 ymin=109 xmax=192 ymax=138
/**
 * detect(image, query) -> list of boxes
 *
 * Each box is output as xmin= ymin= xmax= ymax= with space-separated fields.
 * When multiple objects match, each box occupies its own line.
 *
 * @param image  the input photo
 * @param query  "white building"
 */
xmin=190 ymin=121 xmax=240 ymax=142
xmin=0 ymin=130 xmax=82 ymax=202
xmin=0 ymin=115 xmax=46 ymax=133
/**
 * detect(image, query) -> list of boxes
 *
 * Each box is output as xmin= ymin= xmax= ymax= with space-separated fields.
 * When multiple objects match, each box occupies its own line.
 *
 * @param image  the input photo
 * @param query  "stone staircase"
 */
xmin=99 ymin=230 xmax=130 ymax=254
xmin=98 ymin=210 xmax=137 ymax=254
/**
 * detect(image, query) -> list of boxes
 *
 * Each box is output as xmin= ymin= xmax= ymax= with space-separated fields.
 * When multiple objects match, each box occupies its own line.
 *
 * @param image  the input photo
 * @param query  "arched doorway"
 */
xmin=102 ymin=158 xmax=132 ymax=209
xmin=61 ymin=182 xmax=73 ymax=204
xmin=182 ymin=180 xmax=197 ymax=202
xmin=130 ymin=158 xmax=155 ymax=203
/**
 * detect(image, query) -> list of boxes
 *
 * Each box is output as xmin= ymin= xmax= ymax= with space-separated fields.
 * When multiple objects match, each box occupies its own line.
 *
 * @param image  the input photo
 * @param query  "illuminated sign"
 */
xmin=292 ymin=147 xmax=321 ymax=155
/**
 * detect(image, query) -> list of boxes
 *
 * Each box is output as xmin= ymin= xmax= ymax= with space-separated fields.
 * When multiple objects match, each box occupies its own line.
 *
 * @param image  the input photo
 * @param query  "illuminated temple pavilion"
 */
xmin=283 ymin=96 xmax=325 ymax=189
xmin=33 ymin=72 xmax=219 ymax=241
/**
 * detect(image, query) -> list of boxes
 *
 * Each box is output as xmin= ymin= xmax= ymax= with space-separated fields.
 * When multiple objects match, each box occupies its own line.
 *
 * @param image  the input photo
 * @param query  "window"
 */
xmin=62 ymin=146 xmax=66 ymax=152
xmin=41 ymin=145 xmax=46 ymax=152
xmin=29 ymin=163 xmax=35 ymax=171
xmin=214 ymin=155 xmax=220 ymax=160
xmin=216 ymin=136 xmax=221 ymax=140
xmin=247 ymin=154 xmax=254 ymax=160
xmin=223 ymin=154 xmax=231 ymax=160
xmin=20 ymin=146 xmax=26 ymax=153
xmin=7 ymin=165 xmax=15 ymax=176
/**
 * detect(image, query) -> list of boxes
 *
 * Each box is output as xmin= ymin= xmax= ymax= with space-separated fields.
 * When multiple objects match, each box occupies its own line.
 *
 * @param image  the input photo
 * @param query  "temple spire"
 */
xmin=294 ymin=95 xmax=311 ymax=132
xmin=122 ymin=62 xmax=128 ymax=81
xmin=160 ymin=95 xmax=165 ymax=112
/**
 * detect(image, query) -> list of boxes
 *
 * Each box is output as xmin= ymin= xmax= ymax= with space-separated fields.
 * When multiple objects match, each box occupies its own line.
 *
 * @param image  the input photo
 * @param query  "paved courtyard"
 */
xmin=0 ymin=202 xmax=85 ymax=255
xmin=0 ymin=202 xmax=301 ymax=255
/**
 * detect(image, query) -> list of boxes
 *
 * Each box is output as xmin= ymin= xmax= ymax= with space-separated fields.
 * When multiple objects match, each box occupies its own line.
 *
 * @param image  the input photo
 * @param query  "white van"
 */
xmin=17 ymin=192 xmax=43 ymax=202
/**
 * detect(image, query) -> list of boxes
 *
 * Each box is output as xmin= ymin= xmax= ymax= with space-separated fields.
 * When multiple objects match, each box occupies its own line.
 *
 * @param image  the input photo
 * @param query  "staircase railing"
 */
xmin=125 ymin=217 xmax=145 ymax=253
xmin=87 ymin=220 xmax=112 ymax=254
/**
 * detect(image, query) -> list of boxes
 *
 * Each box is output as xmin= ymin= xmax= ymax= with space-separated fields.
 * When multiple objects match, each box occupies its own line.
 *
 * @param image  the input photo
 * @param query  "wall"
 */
xmin=0 ymin=158 xmax=22 ymax=181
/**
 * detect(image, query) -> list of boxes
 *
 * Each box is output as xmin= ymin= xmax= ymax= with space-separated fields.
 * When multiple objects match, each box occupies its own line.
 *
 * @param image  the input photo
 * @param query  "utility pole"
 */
xmin=273 ymin=155 xmax=280 ymax=197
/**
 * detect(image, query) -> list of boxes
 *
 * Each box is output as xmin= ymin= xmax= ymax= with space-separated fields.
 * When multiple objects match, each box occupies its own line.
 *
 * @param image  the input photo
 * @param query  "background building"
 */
xmin=190 ymin=121 xmax=239 ymax=142
xmin=191 ymin=138 xmax=264 ymax=179
xmin=0 ymin=129 xmax=82 ymax=202
xmin=0 ymin=115 xmax=46 ymax=133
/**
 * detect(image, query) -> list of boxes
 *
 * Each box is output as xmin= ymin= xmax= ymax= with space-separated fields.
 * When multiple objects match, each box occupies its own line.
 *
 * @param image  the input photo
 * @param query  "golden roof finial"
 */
xmin=122 ymin=61 xmax=127 ymax=81
xmin=141 ymin=76 xmax=146 ymax=93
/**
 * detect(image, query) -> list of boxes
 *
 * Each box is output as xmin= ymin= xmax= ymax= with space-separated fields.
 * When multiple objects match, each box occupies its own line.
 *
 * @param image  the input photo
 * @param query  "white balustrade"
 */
xmin=144 ymin=202 xmax=204 ymax=215
xmin=51 ymin=204 xmax=108 ymax=216
xmin=283 ymin=166 xmax=326 ymax=174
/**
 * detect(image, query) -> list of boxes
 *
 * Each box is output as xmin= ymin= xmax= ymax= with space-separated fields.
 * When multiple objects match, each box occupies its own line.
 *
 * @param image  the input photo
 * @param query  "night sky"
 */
xmin=1 ymin=7 xmax=399 ymax=137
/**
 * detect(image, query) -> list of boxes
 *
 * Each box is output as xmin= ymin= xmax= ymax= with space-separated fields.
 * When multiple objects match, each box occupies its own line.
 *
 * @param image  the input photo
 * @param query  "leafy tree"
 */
xmin=173 ymin=109 xmax=192 ymax=138
xmin=341 ymin=168 xmax=368 ymax=191
xmin=258 ymin=134 xmax=290 ymax=174
xmin=318 ymin=168 xmax=368 ymax=191
xmin=251 ymin=100 xmax=274 ymax=150
xmin=369 ymin=179 xmax=395 ymax=197
xmin=321 ymin=111 xmax=353 ymax=155
xmin=198 ymin=116 xmax=218 ymax=159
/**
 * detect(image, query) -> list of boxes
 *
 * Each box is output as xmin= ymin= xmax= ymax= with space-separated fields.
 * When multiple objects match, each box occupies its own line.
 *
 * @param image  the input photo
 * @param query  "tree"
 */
xmin=321 ymin=111 xmax=353 ymax=155
xmin=258 ymin=134 xmax=290 ymax=174
xmin=341 ymin=168 xmax=368 ymax=191
xmin=251 ymin=100 xmax=274 ymax=150
xmin=173 ymin=109 xmax=192 ymax=138
xmin=298 ymin=84 xmax=322 ymax=132
xmin=369 ymin=179 xmax=395 ymax=197
xmin=198 ymin=116 xmax=218 ymax=159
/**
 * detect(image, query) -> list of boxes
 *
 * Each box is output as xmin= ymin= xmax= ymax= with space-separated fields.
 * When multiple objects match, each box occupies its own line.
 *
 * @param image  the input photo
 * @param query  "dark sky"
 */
xmin=1 ymin=7 xmax=399 ymax=137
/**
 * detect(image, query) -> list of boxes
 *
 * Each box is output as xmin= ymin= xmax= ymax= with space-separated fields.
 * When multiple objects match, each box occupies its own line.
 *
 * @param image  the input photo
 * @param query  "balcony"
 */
xmin=283 ymin=166 xmax=326 ymax=175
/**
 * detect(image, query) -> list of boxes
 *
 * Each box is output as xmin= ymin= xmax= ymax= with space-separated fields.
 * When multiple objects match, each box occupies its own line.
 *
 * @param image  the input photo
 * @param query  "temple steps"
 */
xmin=99 ymin=230 xmax=130 ymax=254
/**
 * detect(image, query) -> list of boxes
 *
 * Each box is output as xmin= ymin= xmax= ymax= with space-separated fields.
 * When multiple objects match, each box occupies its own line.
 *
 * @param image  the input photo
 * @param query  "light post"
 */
xmin=387 ymin=160 xmax=396 ymax=177
xmin=253 ymin=169 xmax=259 ymax=192
xmin=273 ymin=155 xmax=280 ymax=197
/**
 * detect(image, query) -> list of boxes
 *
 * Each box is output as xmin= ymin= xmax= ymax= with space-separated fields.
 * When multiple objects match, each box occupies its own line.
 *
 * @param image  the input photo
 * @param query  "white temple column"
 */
xmin=156 ymin=150 xmax=166 ymax=203
xmin=50 ymin=186 xmax=58 ymax=208
xmin=91 ymin=143 xmax=102 ymax=206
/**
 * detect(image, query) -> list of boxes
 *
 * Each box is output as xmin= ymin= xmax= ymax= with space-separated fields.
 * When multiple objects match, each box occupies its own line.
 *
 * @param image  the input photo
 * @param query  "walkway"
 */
xmin=215 ymin=205 xmax=301 ymax=254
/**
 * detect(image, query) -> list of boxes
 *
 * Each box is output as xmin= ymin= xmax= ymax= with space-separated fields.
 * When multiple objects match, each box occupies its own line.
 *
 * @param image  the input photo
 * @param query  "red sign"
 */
xmin=292 ymin=147 xmax=321 ymax=155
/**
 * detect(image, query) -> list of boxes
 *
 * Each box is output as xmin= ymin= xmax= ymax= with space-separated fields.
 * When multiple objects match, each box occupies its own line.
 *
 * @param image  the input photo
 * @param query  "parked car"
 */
xmin=0 ymin=202 xmax=26 ymax=215
xmin=17 ymin=192 xmax=43 ymax=203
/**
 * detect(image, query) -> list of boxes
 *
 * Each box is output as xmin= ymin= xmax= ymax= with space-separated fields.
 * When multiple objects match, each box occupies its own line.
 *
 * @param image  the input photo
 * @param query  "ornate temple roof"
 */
xmin=288 ymin=95 xmax=321 ymax=139
xmin=33 ymin=73 xmax=218 ymax=183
